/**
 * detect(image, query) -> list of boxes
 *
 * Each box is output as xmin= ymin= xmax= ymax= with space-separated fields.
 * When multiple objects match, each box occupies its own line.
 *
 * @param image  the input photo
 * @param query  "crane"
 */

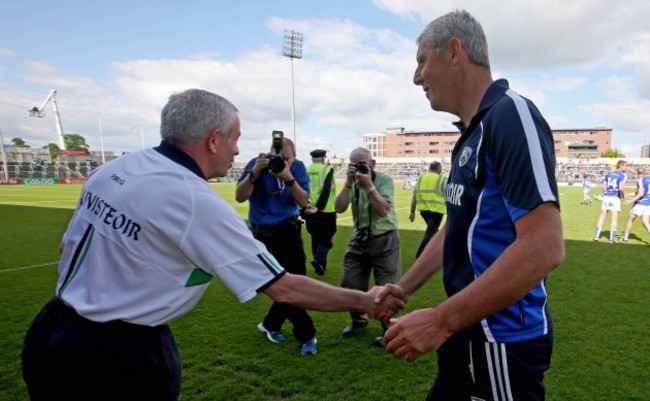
xmin=28 ymin=89 xmax=66 ymax=150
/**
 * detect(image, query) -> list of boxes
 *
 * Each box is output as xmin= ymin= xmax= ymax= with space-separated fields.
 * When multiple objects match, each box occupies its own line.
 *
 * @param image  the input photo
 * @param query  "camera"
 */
xmin=354 ymin=230 xmax=370 ymax=245
xmin=265 ymin=130 xmax=287 ymax=173
xmin=355 ymin=161 xmax=370 ymax=174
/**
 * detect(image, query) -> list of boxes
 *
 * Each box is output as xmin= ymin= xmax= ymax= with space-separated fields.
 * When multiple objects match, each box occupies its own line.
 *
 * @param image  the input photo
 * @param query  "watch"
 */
xmin=284 ymin=178 xmax=296 ymax=187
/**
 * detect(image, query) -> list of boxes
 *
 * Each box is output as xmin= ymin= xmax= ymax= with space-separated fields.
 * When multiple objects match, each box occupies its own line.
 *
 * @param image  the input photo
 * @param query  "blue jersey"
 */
xmin=635 ymin=176 xmax=650 ymax=206
xmin=603 ymin=170 xmax=626 ymax=197
xmin=445 ymin=79 xmax=559 ymax=343
xmin=238 ymin=159 xmax=310 ymax=227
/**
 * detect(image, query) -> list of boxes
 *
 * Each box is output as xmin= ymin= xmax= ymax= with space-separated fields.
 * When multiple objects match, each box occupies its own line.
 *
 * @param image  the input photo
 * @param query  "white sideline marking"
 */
xmin=0 ymin=261 xmax=58 ymax=273
xmin=0 ymin=210 xmax=411 ymax=273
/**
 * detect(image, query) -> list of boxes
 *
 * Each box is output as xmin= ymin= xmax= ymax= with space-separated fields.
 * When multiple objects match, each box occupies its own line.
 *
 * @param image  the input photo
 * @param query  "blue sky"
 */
xmin=1 ymin=0 xmax=649 ymax=162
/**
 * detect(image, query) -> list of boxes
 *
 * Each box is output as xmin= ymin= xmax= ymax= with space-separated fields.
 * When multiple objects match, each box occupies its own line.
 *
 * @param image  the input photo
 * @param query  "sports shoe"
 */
xmin=608 ymin=239 xmax=616 ymax=244
xmin=372 ymin=335 xmax=386 ymax=348
xmin=592 ymin=237 xmax=599 ymax=241
xmin=342 ymin=321 xmax=368 ymax=337
xmin=257 ymin=322 xmax=285 ymax=343
xmin=301 ymin=338 xmax=317 ymax=355
xmin=621 ymin=238 xmax=628 ymax=242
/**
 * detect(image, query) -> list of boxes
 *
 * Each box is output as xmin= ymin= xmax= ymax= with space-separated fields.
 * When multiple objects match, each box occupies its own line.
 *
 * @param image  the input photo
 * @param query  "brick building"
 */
xmin=363 ymin=127 xmax=613 ymax=161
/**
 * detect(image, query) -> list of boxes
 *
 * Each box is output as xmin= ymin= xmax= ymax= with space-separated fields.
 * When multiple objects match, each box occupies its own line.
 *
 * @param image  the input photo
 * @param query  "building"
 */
xmin=363 ymin=127 xmax=613 ymax=161
xmin=641 ymin=143 xmax=650 ymax=158
xmin=551 ymin=128 xmax=612 ymax=158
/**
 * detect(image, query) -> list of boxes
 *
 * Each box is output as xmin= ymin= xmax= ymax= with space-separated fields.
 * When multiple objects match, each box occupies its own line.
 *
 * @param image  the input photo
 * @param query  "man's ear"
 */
xmin=207 ymin=129 xmax=221 ymax=153
xmin=447 ymin=37 xmax=462 ymax=64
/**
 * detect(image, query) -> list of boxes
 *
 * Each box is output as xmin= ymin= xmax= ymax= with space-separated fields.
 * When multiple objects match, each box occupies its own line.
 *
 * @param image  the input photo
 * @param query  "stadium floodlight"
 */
xmin=282 ymin=29 xmax=303 ymax=148
xmin=98 ymin=117 xmax=106 ymax=163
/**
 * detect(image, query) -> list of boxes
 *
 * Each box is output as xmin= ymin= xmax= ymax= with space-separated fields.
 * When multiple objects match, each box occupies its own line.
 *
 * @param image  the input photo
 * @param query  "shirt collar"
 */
xmin=154 ymin=140 xmax=206 ymax=180
xmin=452 ymin=78 xmax=510 ymax=133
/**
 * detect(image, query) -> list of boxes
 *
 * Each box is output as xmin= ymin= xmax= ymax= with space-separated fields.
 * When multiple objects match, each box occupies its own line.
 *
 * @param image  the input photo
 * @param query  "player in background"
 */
xmin=593 ymin=160 xmax=627 ymax=243
xmin=581 ymin=173 xmax=593 ymax=205
xmin=621 ymin=167 xmax=650 ymax=244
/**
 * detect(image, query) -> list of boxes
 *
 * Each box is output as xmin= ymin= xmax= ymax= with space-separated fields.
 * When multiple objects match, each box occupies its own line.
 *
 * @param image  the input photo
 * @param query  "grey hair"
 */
xmin=416 ymin=9 xmax=490 ymax=71
xmin=160 ymin=89 xmax=239 ymax=144
xmin=349 ymin=147 xmax=372 ymax=161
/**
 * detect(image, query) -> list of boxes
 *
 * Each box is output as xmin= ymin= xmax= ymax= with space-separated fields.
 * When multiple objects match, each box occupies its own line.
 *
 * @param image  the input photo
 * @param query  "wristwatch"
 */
xmin=284 ymin=178 xmax=296 ymax=187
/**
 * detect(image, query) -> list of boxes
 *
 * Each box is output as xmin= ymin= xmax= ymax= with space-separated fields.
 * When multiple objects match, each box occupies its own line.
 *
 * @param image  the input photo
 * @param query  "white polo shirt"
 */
xmin=56 ymin=142 xmax=285 ymax=326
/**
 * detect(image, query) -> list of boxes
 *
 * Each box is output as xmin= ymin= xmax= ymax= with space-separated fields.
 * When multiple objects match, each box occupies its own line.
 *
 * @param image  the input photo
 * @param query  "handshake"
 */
xmin=366 ymin=284 xmax=409 ymax=323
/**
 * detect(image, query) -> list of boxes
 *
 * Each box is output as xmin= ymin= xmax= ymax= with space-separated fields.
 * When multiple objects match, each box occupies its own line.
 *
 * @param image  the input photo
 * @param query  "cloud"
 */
xmin=374 ymin=0 xmax=650 ymax=69
xmin=0 ymin=48 xmax=15 ymax=57
xmin=617 ymin=31 xmax=650 ymax=99
xmin=373 ymin=0 xmax=650 ymax=156
xmin=2 ymin=1 xmax=650 ymax=162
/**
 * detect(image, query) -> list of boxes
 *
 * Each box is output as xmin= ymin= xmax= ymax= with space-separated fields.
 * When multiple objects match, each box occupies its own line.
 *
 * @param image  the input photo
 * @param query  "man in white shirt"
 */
xmin=22 ymin=89 xmax=403 ymax=401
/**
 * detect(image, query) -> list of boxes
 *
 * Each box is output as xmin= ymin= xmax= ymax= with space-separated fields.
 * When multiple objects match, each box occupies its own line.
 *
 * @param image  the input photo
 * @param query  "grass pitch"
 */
xmin=0 ymin=183 xmax=648 ymax=400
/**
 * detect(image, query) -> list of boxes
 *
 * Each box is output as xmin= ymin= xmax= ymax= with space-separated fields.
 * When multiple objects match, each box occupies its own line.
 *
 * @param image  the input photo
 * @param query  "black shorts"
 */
xmin=22 ymin=298 xmax=181 ymax=401
xmin=427 ymin=332 xmax=553 ymax=401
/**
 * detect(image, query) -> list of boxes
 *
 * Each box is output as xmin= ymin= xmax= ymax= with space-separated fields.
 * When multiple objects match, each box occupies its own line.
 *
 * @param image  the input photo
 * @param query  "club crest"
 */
xmin=459 ymin=147 xmax=473 ymax=167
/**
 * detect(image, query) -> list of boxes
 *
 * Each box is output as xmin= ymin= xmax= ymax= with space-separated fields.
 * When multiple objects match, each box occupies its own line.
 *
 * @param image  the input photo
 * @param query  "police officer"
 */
xmin=409 ymin=161 xmax=447 ymax=257
xmin=303 ymin=149 xmax=337 ymax=275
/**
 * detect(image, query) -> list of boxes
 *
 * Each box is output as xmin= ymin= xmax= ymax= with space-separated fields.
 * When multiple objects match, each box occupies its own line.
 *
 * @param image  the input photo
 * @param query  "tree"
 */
xmin=42 ymin=143 xmax=60 ymax=161
xmin=11 ymin=137 xmax=28 ymax=148
xmin=63 ymin=134 xmax=90 ymax=153
xmin=601 ymin=148 xmax=625 ymax=158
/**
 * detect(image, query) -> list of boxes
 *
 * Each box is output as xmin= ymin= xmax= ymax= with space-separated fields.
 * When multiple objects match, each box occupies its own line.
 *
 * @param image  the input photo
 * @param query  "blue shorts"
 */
xmin=426 ymin=330 xmax=553 ymax=401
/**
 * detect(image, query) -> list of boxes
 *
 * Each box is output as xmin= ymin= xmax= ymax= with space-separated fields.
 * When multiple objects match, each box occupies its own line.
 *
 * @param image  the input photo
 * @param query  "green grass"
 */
xmin=1 ymin=183 xmax=649 ymax=400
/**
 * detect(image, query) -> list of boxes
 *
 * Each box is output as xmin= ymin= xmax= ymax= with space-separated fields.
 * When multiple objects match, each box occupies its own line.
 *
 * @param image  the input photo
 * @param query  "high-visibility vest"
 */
xmin=415 ymin=172 xmax=446 ymax=213
xmin=307 ymin=162 xmax=336 ymax=212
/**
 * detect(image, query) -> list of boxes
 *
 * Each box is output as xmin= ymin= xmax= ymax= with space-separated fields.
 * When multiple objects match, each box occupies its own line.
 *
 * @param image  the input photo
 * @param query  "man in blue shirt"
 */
xmin=376 ymin=9 xmax=564 ymax=400
xmin=621 ymin=167 xmax=650 ymax=243
xmin=236 ymin=136 xmax=318 ymax=355
xmin=593 ymin=160 xmax=627 ymax=242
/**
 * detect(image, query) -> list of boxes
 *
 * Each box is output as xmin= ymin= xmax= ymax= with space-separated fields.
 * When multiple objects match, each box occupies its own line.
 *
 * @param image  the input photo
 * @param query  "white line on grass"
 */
xmin=0 ymin=210 xmax=410 ymax=272
xmin=0 ymin=261 xmax=58 ymax=273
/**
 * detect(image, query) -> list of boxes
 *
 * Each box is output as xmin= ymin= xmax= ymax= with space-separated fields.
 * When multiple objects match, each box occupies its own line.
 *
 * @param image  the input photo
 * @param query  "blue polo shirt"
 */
xmin=445 ymin=79 xmax=559 ymax=343
xmin=238 ymin=158 xmax=310 ymax=227
xmin=603 ymin=170 xmax=626 ymax=197
xmin=635 ymin=176 xmax=650 ymax=206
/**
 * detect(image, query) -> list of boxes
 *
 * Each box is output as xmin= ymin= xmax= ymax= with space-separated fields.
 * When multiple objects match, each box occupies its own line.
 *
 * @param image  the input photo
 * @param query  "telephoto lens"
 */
xmin=268 ymin=155 xmax=286 ymax=173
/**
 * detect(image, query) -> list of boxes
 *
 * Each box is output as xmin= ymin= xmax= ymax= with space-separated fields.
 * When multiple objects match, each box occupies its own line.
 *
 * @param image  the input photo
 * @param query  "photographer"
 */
xmin=235 ymin=134 xmax=318 ymax=355
xmin=334 ymin=147 xmax=402 ymax=347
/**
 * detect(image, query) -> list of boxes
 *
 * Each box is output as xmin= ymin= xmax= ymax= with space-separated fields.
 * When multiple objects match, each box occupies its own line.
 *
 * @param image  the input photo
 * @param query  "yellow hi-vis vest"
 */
xmin=415 ymin=172 xmax=446 ymax=214
xmin=307 ymin=162 xmax=336 ymax=212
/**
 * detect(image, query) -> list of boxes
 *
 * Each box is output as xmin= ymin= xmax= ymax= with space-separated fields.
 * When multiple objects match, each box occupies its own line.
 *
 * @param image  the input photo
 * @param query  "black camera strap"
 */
xmin=353 ymin=183 xmax=372 ymax=237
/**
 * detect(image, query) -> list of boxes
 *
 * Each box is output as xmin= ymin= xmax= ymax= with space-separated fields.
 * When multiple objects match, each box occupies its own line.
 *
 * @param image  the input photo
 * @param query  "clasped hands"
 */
xmin=367 ymin=284 xmax=446 ymax=362
xmin=366 ymin=284 xmax=407 ymax=323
